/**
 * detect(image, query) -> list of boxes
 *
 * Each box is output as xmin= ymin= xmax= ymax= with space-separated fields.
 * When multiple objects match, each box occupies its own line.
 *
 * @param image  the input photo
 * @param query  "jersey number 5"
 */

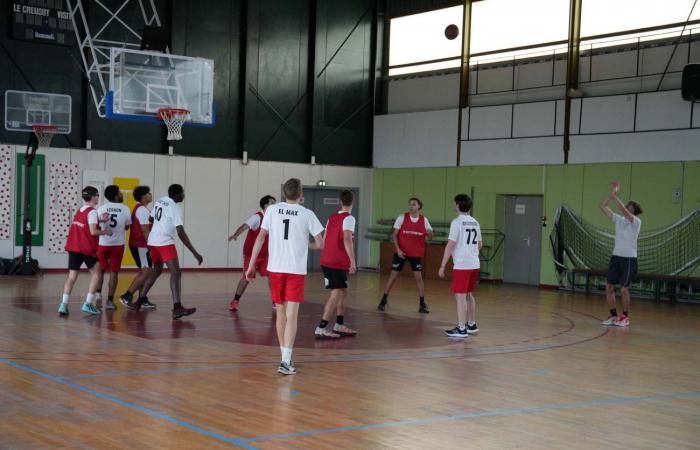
xmin=109 ymin=214 xmax=117 ymax=228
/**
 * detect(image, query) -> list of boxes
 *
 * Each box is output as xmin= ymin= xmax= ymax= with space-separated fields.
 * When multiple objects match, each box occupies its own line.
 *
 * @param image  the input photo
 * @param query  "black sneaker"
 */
xmin=445 ymin=326 xmax=468 ymax=338
xmin=140 ymin=297 xmax=157 ymax=309
xmin=105 ymin=299 xmax=117 ymax=310
xmin=119 ymin=292 xmax=133 ymax=306
xmin=467 ymin=323 xmax=479 ymax=334
xmin=277 ymin=361 xmax=297 ymax=375
xmin=126 ymin=297 xmax=143 ymax=312
xmin=377 ymin=298 xmax=388 ymax=311
xmin=419 ymin=302 xmax=430 ymax=314
xmin=172 ymin=305 xmax=196 ymax=320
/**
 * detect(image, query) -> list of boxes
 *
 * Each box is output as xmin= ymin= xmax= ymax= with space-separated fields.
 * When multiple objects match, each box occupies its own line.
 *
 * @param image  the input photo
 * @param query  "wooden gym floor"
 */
xmin=1 ymin=271 xmax=699 ymax=449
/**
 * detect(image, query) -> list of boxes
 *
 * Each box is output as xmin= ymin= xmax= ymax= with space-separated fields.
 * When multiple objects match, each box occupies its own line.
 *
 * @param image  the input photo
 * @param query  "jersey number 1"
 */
xmin=283 ymin=219 xmax=290 ymax=240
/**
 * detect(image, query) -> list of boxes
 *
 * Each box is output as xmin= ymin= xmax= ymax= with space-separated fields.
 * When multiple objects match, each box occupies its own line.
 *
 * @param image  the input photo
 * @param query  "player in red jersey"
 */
xmin=315 ymin=190 xmax=357 ymax=339
xmin=95 ymin=185 xmax=131 ymax=310
xmin=377 ymin=197 xmax=433 ymax=313
xmin=227 ymin=195 xmax=276 ymax=311
xmin=119 ymin=185 xmax=156 ymax=309
xmin=58 ymin=186 xmax=113 ymax=317
xmin=246 ymin=178 xmax=324 ymax=375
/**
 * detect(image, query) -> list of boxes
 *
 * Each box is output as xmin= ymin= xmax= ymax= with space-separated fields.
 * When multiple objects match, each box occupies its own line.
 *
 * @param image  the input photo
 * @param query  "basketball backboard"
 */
xmin=4 ymin=90 xmax=71 ymax=133
xmin=107 ymin=48 xmax=215 ymax=127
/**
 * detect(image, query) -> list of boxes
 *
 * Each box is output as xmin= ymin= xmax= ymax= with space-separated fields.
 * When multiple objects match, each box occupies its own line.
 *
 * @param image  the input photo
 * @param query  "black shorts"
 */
xmin=130 ymin=247 xmax=153 ymax=268
xmin=392 ymin=254 xmax=423 ymax=272
xmin=68 ymin=252 xmax=98 ymax=270
xmin=322 ymin=266 xmax=348 ymax=290
xmin=607 ymin=255 xmax=638 ymax=288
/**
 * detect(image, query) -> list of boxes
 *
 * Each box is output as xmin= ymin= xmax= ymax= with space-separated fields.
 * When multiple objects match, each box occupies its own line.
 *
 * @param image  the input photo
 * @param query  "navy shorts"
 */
xmin=606 ymin=256 xmax=638 ymax=288
xmin=392 ymin=254 xmax=423 ymax=272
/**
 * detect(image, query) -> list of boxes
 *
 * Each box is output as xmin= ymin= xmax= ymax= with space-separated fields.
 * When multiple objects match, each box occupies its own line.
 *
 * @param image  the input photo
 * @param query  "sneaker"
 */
xmin=419 ymin=302 xmax=430 ymax=314
xmin=140 ymin=297 xmax=157 ymax=309
xmin=172 ymin=305 xmax=196 ymax=320
xmin=58 ymin=303 xmax=69 ymax=317
xmin=601 ymin=315 xmax=617 ymax=326
xmin=314 ymin=327 xmax=341 ymax=339
xmin=105 ymin=300 xmax=116 ymax=311
xmin=95 ymin=294 xmax=102 ymax=309
xmin=119 ymin=292 xmax=133 ymax=306
xmin=82 ymin=302 xmax=101 ymax=315
xmin=377 ymin=298 xmax=388 ymax=311
xmin=229 ymin=299 xmax=240 ymax=311
xmin=278 ymin=361 xmax=297 ymax=375
xmin=126 ymin=297 xmax=143 ymax=312
xmin=333 ymin=324 xmax=357 ymax=336
xmin=467 ymin=323 xmax=479 ymax=334
xmin=445 ymin=326 xmax=468 ymax=338
xmin=614 ymin=315 xmax=630 ymax=327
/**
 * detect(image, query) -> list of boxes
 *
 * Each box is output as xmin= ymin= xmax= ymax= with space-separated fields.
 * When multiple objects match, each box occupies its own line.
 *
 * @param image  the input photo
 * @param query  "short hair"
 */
xmin=259 ymin=195 xmax=276 ymax=209
xmin=168 ymin=183 xmax=184 ymax=198
xmin=409 ymin=197 xmax=423 ymax=209
xmin=82 ymin=186 xmax=98 ymax=202
xmin=104 ymin=185 xmax=121 ymax=202
xmin=340 ymin=190 xmax=354 ymax=207
xmin=133 ymin=185 xmax=151 ymax=202
xmin=283 ymin=178 xmax=302 ymax=201
xmin=627 ymin=201 xmax=643 ymax=215
xmin=454 ymin=194 xmax=473 ymax=213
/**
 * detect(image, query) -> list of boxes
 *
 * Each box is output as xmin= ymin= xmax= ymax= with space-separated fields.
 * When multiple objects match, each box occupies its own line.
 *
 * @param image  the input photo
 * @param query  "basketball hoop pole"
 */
xmin=9 ymin=134 xmax=41 ymax=275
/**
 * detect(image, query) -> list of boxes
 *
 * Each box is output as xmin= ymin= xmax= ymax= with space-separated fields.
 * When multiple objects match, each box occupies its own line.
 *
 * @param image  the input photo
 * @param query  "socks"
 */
xmin=622 ymin=311 xmax=628 ymax=317
xmin=468 ymin=321 xmax=475 ymax=326
xmin=419 ymin=296 xmax=425 ymax=303
xmin=319 ymin=320 xmax=329 ymax=329
xmin=381 ymin=294 xmax=388 ymax=302
xmin=61 ymin=293 xmax=70 ymax=304
xmin=108 ymin=296 xmax=114 ymax=302
xmin=85 ymin=293 xmax=96 ymax=305
xmin=336 ymin=315 xmax=344 ymax=325
xmin=281 ymin=347 xmax=293 ymax=364
xmin=458 ymin=324 xmax=466 ymax=330
xmin=610 ymin=308 xmax=618 ymax=317
xmin=234 ymin=294 xmax=241 ymax=300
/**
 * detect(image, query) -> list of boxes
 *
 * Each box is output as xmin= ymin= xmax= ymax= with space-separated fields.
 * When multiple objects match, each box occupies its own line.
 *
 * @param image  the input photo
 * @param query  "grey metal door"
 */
xmin=301 ymin=188 xmax=359 ymax=271
xmin=503 ymin=196 xmax=543 ymax=285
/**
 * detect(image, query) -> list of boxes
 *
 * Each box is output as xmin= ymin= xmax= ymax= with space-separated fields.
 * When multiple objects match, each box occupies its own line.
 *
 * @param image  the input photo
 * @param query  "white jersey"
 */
xmin=448 ymin=213 xmax=482 ymax=270
xmin=612 ymin=213 xmax=642 ymax=258
xmin=261 ymin=202 xmax=324 ymax=275
xmin=148 ymin=196 xmax=183 ymax=247
xmin=97 ymin=202 xmax=131 ymax=246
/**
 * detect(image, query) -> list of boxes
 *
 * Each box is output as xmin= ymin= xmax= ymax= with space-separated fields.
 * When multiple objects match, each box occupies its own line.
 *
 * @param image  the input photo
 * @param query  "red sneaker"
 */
xmin=228 ymin=299 xmax=240 ymax=311
xmin=614 ymin=315 xmax=630 ymax=327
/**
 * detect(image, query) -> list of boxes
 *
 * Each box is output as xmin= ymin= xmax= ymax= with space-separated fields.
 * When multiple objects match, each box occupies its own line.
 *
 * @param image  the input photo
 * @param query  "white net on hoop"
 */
xmin=158 ymin=108 xmax=190 ymax=141
xmin=32 ymin=125 xmax=58 ymax=149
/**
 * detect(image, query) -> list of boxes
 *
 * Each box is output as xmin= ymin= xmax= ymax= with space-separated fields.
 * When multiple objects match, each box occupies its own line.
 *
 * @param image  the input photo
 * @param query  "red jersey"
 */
xmin=128 ymin=204 xmax=149 ymax=248
xmin=64 ymin=206 xmax=98 ymax=256
xmin=320 ymin=212 xmax=353 ymax=270
xmin=397 ymin=212 xmax=427 ymax=258
xmin=242 ymin=211 xmax=268 ymax=259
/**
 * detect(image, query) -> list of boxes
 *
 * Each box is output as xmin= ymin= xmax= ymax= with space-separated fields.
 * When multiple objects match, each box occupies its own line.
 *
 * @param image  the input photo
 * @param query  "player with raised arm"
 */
xmin=599 ymin=181 xmax=643 ymax=327
xmin=246 ymin=178 xmax=324 ymax=375
xmin=133 ymin=184 xmax=203 ymax=320
xmin=438 ymin=194 xmax=482 ymax=337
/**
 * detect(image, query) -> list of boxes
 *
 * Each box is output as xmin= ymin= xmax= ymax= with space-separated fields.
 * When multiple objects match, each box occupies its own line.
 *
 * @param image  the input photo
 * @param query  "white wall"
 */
xmin=0 ymin=147 xmax=373 ymax=269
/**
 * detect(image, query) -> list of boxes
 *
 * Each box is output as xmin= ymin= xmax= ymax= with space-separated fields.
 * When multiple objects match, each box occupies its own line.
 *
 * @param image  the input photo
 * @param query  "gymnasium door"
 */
xmin=301 ymin=188 xmax=359 ymax=271
xmin=503 ymin=196 xmax=543 ymax=285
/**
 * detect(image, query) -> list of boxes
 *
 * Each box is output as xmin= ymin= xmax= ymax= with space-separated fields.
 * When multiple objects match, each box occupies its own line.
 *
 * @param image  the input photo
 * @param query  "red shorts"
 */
xmin=243 ymin=254 xmax=269 ymax=277
xmin=148 ymin=244 xmax=179 ymax=264
xmin=269 ymin=272 xmax=305 ymax=304
xmin=97 ymin=245 xmax=125 ymax=272
xmin=451 ymin=269 xmax=479 ymax=294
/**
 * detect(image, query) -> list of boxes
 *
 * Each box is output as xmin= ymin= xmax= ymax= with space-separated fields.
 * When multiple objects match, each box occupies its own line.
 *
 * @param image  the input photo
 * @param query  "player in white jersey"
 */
xmin=95 ymin=185 xmax=132 ymax=310
xmin=246 ymin=178 xmax=324 ymax=375
xmin=136 ymin=184 xmax=203 ymax=320
xmin=438 ymin=194 xmax=482 ymax=338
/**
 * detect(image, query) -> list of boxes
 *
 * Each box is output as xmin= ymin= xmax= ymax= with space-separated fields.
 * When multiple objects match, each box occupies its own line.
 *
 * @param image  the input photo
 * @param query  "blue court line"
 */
xmin=0 ymin=357 xmax=258 ymax=450
xmin=237 ymin=390 xmax=700 ymax=445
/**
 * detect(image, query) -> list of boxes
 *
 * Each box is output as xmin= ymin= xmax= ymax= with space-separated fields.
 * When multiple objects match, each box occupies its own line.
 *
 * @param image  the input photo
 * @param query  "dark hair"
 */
xmin=340 ymin=190 xmax=354 ymax=207
xmin=627 ymin=201 xmax=643 ymax=215
xmin=168 ymin=183 xmax=184 ymax=199
xmin=104 ymin=185 xmax=121 ymax=202
xmin=283 ymin=178 xmax=302 ymax=201
xmin=454 ymin=194 xmax=473 ymax=213
xmin=133 ymin=185 xmax=151 ymax=202
xmin=82 ymin=186 xmax=98 ymax=202
xmin=409 ymin=197 xmax=423 ymax=209
xmin=260 ymin=195 xmax=276 ymax=209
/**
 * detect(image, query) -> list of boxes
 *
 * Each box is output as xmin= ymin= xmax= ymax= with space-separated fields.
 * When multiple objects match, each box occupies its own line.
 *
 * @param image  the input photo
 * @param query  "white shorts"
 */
xmin=129 ymin=247 xmax=152 ymax=269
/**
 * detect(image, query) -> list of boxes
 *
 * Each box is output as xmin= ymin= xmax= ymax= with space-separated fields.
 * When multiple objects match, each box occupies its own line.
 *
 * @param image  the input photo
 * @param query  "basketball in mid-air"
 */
xmin=445 ymin=24 xmax=459 ymax=40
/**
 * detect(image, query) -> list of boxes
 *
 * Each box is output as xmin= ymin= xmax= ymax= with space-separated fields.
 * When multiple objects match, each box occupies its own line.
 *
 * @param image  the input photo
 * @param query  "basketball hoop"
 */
xmin=158 ymin=108 xmax=190 ymax=141
xmin=31 ymin=125 xmax=58 ymax=149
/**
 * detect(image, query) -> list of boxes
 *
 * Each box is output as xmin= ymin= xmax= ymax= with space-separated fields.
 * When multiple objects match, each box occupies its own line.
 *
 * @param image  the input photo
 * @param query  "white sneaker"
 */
xmin=314 ymin=327 xmax=341 ymax=339
xmin=601 ymin=315 xmax=617 ymax=326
